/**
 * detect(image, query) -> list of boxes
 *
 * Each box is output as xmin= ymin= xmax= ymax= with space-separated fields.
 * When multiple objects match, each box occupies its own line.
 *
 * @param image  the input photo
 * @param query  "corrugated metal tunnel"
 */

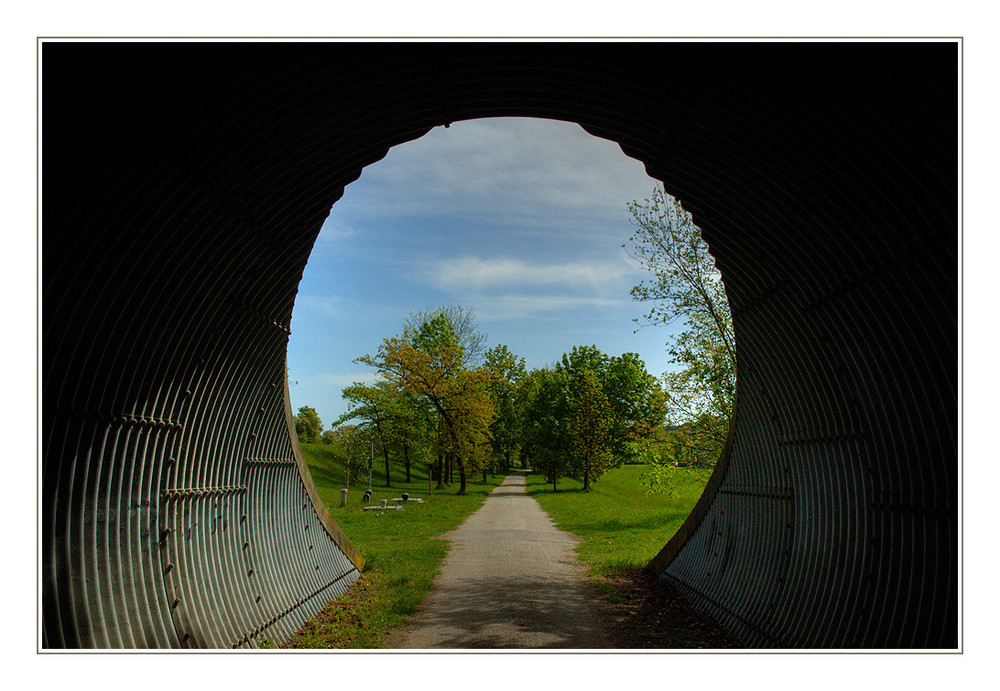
xmin=41 ymin=41 xmax=958 ymax=648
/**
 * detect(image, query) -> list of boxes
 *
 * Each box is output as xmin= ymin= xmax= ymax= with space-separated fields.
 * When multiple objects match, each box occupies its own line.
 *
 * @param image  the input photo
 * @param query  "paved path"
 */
xmin=398 ymin=471 xmax=610 ymax=649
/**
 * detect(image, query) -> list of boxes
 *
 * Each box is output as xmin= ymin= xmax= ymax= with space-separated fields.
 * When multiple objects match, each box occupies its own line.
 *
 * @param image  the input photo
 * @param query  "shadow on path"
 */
xmin=398 ymin=471 xmax=610 ymax=649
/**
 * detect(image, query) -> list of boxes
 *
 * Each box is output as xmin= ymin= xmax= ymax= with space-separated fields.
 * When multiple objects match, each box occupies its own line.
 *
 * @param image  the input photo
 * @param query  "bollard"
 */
xmin=381 ymin=499 xmax=387 ymax=508
xmin=341 ymin=488 xmax=348 ymax=507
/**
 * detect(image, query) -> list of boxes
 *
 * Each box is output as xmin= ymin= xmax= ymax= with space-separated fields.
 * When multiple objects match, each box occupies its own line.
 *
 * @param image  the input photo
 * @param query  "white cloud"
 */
xmin=471 ymin=293 xmax=625 ymax=322
xmin=329 ymin=118 xmax=659 ymax=233
xmin=420 ymin=256 xmax=635 ymax=293
xmin=315 ymin=221 xmax=357 ymax=243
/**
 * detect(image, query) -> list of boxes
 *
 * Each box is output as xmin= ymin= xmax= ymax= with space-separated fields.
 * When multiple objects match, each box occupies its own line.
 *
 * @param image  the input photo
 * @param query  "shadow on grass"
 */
xmin=523 ymin=486 xmax=589 ymax=496
xmin=573 ymin=512 xmax=694 ymax=534
xmin=306 ymin=462 xmax=344 ymax=489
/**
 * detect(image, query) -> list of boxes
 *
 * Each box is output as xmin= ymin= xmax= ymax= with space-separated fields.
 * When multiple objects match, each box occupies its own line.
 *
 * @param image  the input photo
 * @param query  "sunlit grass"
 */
xmin=524 ymin=464 xmax=710 ymax=580
xmin=287 ymin=444 xmax=711 ymax=647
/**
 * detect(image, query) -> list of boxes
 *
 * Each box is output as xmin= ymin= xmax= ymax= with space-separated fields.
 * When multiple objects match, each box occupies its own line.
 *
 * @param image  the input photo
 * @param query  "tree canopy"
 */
xmin=294 ymin=405 xmax=323 ymax=444
xmin=484 ymin=344 xmax=527 ymax=476
xmin=519 ymin=345 xmax=665 ymax=491
xmin=565 ymin=368 xmax=614 ymax=491
xmin=519 ymin=366 xmax=569 ymax=491
xmin=355 ymin=306 xmax=494 ymax=495
xmin=625 ymin=187 xmax=736 ymax=490
xmin=338 ymin=380 xmax=408 ymax=487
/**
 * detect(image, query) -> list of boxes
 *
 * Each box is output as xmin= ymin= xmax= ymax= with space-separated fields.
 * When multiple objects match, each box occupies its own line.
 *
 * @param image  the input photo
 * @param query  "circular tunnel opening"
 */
xmin=284 ymin=118 xmax=736 ymax=632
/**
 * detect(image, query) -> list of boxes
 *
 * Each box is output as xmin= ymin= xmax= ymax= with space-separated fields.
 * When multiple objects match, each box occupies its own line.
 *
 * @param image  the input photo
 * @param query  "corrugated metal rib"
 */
xmin=42 ymin=42 xmax=956 ymax=648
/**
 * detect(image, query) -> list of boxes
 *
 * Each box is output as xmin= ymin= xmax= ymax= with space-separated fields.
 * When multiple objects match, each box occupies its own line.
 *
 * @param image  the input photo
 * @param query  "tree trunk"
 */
xmin=435 ymin=449 xmax=444 ymax=490
xmin=403 ymin=444 xmax=411 ymax=483
xmin=382 ymin=443 xmax=392 ymax=487
xmin=583 ymin=463 xmax=590 ymax=491
xmin=458 ymin=458 xmax=467 ymax=495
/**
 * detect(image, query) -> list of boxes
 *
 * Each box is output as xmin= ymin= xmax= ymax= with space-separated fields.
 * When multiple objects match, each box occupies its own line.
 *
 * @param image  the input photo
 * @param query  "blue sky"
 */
xmin=287 ymin=117 xmax=686 ymax=428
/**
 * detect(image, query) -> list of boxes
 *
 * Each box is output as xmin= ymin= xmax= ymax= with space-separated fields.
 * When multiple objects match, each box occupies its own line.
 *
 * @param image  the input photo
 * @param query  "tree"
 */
xmin=338 ymin=380 xmax=406 ymax=487
xmin=356 ymin=307 xmax=494 ymax=495
xmin=556 ymin=345 xmax=666 ymax=486
xmin=565 ymin=369 xmax=613 ymax=491
xmin=333 ymin=424 xmax=374 ymax=488
xmin=519 ymin=367 xmax=569 ymax=491
xmin=294 ymin=406 xmax=323 ymax=444
xmin=625 ymin=187 xmax=736 ymax=487
xmin=603 ymin=352 xmax=668 ymax=464
xmin=393 ymin=389 xmax=431 ymax=484
xmin=484 ymin=344 xmax=527 ymax=476
xmin=406 ymin=305 xmax=487 ymax=368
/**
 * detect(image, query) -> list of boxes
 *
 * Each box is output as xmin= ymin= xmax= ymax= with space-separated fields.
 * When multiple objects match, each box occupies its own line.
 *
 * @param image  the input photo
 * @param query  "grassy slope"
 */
xmin=524 ymin=464 xmax=710 ymax=580
xmin=284 ymin=442 xmax=505 ymax=648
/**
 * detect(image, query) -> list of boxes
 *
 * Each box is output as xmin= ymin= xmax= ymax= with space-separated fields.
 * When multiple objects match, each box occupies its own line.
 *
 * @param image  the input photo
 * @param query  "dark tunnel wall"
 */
xmin=41 ymin=42 xmax=958 ymax=648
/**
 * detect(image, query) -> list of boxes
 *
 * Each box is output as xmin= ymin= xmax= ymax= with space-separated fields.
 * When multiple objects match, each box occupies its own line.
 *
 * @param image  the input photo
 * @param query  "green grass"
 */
xmin=284 ymin=443 xmax=506 ymax=648
xmin=286 ymin=444 xmax=710 ymax=646
xmin=524 ymin=464 xmax=710 ymax=583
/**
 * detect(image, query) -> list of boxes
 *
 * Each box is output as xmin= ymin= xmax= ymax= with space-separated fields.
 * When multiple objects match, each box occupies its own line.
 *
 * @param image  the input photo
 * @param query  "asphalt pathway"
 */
xmin=398 ymin=470 xmax=610 ymax=649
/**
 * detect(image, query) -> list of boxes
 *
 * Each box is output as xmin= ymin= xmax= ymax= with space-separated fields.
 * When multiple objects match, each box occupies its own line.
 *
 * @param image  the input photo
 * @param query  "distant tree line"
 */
xmin=293 ymin=305 xmax=667 ymax=494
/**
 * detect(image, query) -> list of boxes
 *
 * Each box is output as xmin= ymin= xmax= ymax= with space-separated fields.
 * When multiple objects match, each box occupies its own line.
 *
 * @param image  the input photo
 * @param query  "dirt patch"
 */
xmin=281 ymin=574 xmax=381 ymax=649
xmin=587 ymin=567 xmax=743 ymax=649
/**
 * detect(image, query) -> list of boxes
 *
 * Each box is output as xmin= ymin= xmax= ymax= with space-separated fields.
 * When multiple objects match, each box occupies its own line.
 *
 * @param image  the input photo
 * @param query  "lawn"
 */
xmin=283 ymin=443 xmax=506 ymax=648
xmin=286 ymin=444 xmax=711 ymax=647
xmin=524 ymin=466 xmax=739 ymax=648
xmin=524 ymin=464 xmax=711 ymax=581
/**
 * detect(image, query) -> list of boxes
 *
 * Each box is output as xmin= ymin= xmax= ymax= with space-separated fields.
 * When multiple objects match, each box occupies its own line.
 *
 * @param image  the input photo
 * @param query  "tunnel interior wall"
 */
xmin=42 ymin=42 xmax=957 ymax=648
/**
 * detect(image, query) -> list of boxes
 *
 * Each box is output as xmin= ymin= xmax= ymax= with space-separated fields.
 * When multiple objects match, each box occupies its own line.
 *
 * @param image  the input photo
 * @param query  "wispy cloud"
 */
xmin=315 ymin=370 xmax=382 ymax=389
xmin=329 ymin=118 xmax=659 ymax=234
xmin=468 ymin=293 xmax=625 ymax=322
xmin=293 ymin=295 xmax=348 ymax=318
xmin=315 ymin=222 xmax=357 ymax=243
xmin=420 ymin=256 xmax=634 ymax=293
